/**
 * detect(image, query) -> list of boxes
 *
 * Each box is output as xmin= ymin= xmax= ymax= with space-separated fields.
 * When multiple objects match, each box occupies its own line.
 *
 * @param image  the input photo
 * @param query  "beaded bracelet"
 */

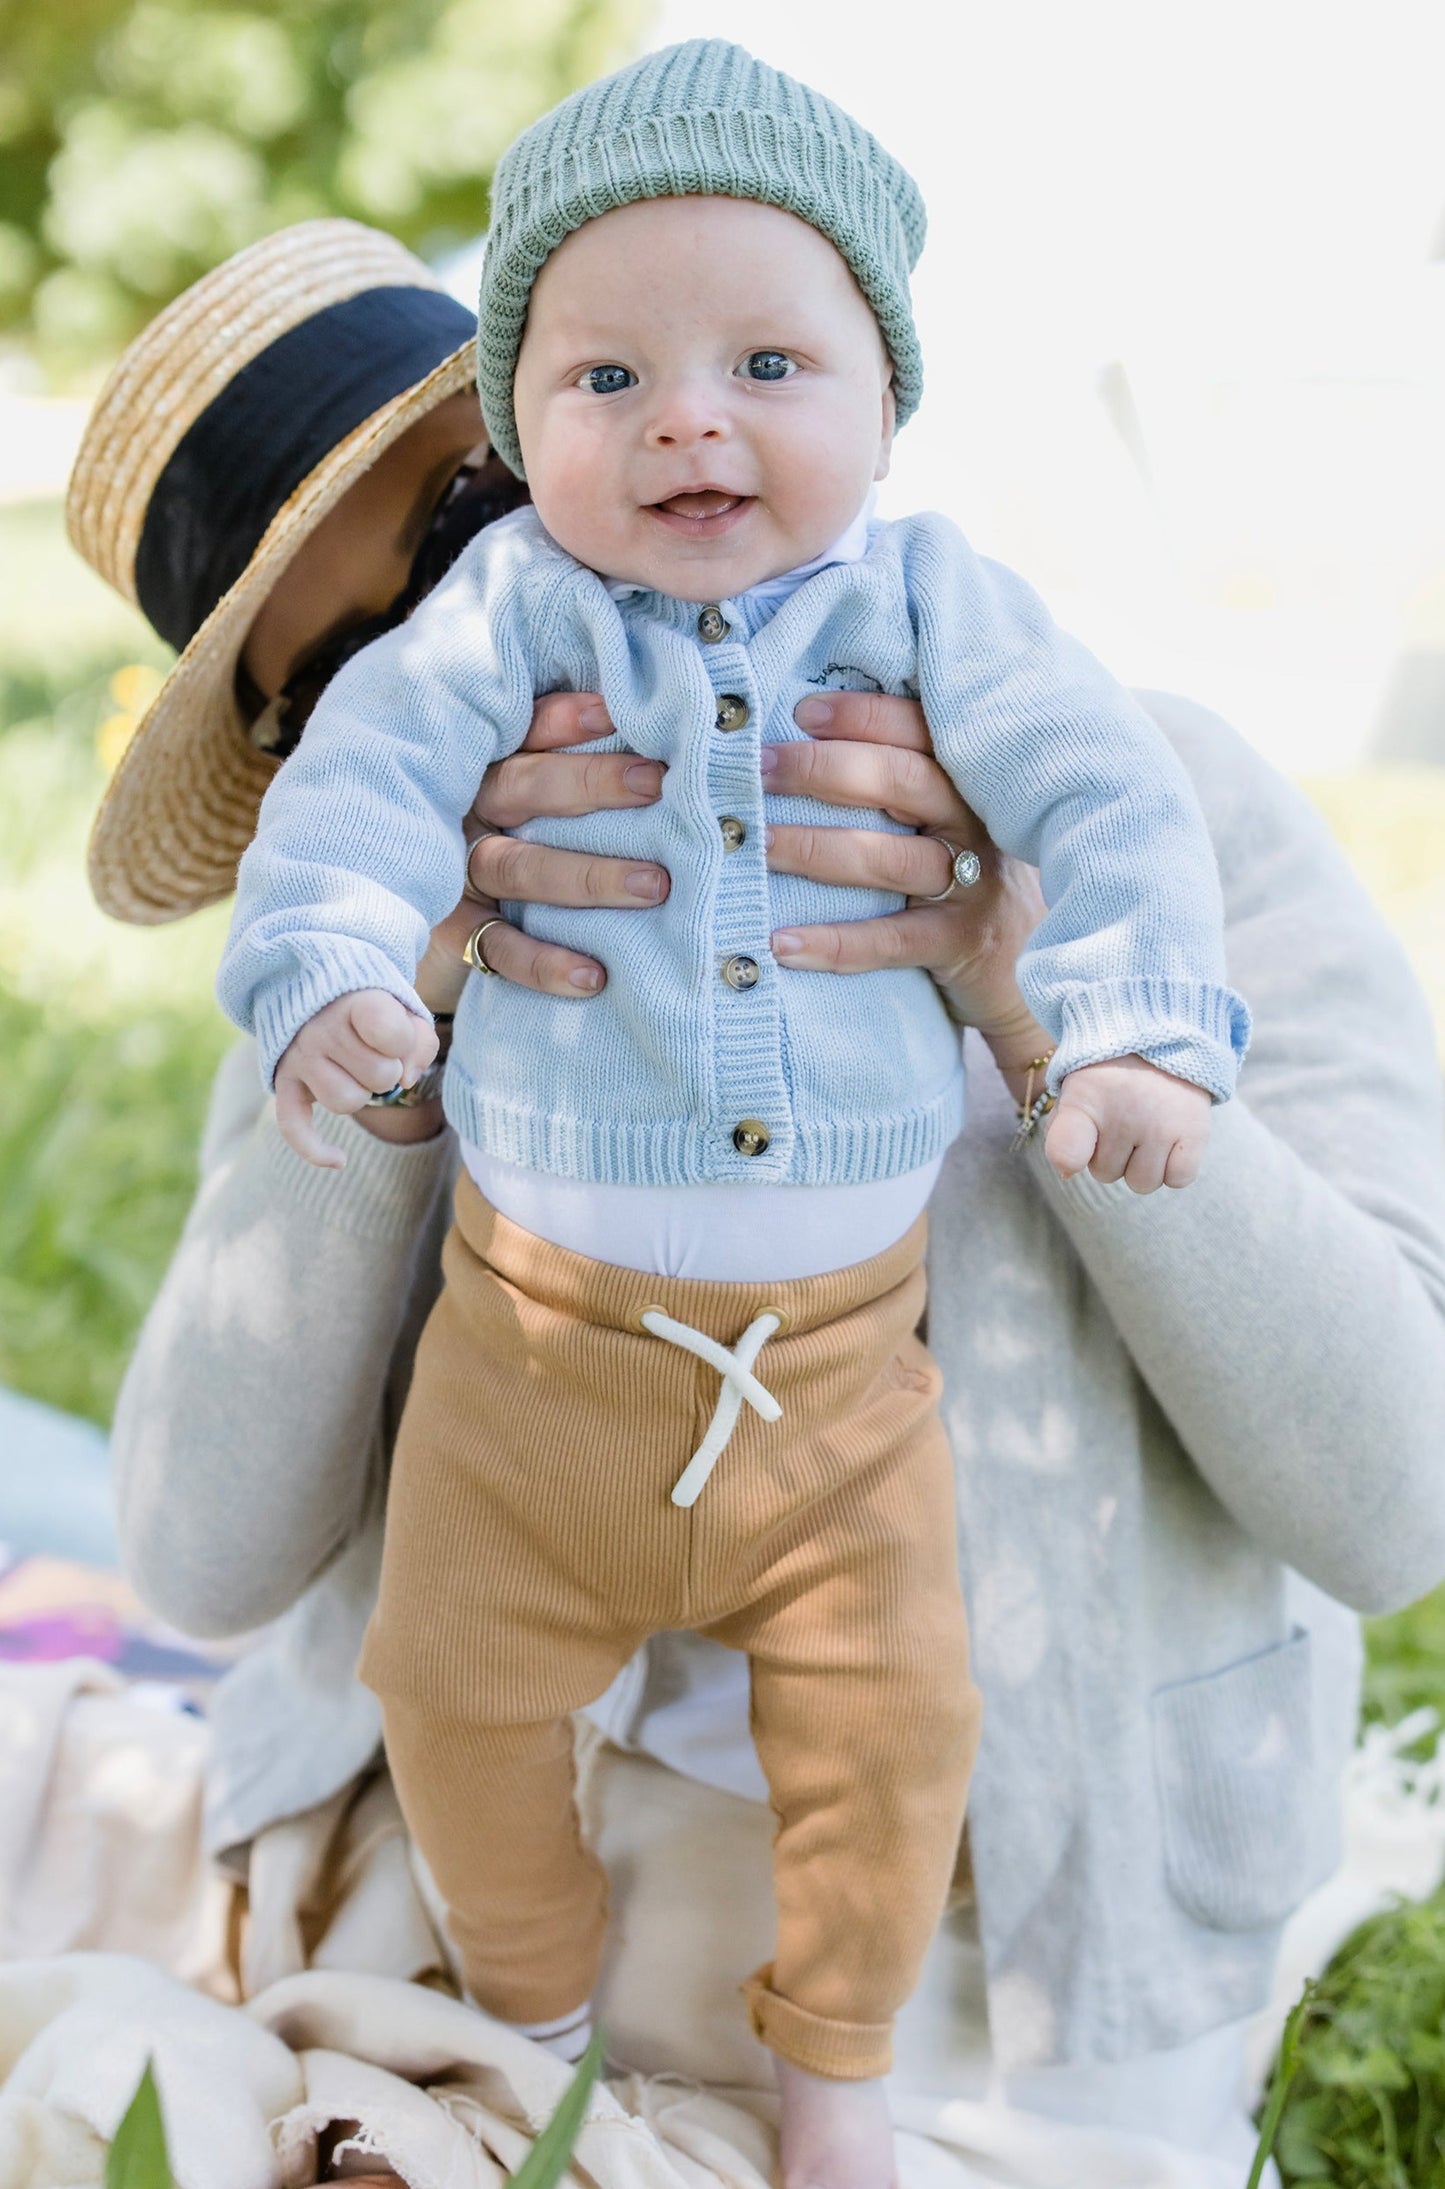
xmin=1009 ymin=1052 xmax=1057 ymax=1152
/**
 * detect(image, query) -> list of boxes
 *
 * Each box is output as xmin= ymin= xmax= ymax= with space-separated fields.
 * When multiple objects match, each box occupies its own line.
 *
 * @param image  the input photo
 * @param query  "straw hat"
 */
xmin=68 ymin=219 xmax=478 ymax=924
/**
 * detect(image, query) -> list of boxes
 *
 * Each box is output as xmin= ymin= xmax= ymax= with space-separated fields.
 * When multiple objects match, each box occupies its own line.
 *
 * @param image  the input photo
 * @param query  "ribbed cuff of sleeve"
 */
xmin=1047 ymin=979 xmax=1252 ymax=1102
xmin=258 ymin=1100 xmax=454 ymax=1245
xmin=247 ymin=942 xmax=430 ymax=1088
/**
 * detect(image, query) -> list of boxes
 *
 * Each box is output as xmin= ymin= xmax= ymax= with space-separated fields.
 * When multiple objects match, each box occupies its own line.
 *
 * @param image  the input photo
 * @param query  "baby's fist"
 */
xmin=1044 ymin=1054 xmax=1211 ymax=1195
xmin=273 ymin=990 xmax=438 ymax=1168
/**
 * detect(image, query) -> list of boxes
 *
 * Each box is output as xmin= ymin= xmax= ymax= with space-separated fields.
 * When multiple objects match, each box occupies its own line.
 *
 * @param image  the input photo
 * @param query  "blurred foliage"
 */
xmin=1362 ymin=1585 xmax=1445 ymax=1737
xmin=0 ymin=957 xmax=226 ymax=1425
xmin=0 ymin=0 xmax=649 ymax=382
xmin=0 ymin=500 xmax=227 ymax=1425
xmin=1266 ymin=1896 xmax=1445 ymax=2186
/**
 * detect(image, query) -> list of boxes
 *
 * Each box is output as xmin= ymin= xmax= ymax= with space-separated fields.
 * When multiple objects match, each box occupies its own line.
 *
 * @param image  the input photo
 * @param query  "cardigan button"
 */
xmin=721 ymin=954 xmax=760 ymax=991
xmin=697 ymin=604 xmax=730 ymax=643
xmin=715 ymin=693 xmax=750 ymax=732
xmin=732 ymin=1118 xmax=771 ymax=1156
xmin=718 ymin=815 xmax=746 ymax=851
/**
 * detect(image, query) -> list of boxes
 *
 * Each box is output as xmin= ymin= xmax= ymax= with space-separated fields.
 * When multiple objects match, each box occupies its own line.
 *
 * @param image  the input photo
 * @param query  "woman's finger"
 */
xmin=793 ymin=689 xmax=932 ymax=752
xmin=468 ymin=832 xmax=668 ymax=909
xmin=771 ymin=902 xmax=982 ymax=974
xmin=766 ymin=824 xmax=967 ymax=898
xmin=463 ymin=911 xmax=607 ymax=996
xmin=761 ymin=736 xmax=970 ymax=832
xmin=519 ymin=690 xmax=614 ymax=752
xmin=476 ymin=749 xmax=665 ymax=829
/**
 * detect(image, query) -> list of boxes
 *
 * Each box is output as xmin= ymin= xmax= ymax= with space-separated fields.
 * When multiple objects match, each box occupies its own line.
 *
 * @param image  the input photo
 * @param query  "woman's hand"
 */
xmin=360 ymin=693 xmax=667 ymax=1142
xmin=763 ymin=692 xmax=1054 ymax=1088
xmin=367 ymin=687 xmax=1053 ymax=1143
xmin=414 ymin=691 xmax=668 ymax=1013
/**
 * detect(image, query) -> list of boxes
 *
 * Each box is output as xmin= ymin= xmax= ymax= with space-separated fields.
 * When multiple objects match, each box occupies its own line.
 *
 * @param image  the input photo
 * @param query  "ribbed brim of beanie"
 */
xmin=477 ymin=39 xmax=926 ymax=478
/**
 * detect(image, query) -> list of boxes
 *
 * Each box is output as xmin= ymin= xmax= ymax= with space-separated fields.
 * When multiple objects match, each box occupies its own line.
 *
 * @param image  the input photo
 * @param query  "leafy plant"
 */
xmin=107 ymin=2062 xmax=174 ymax=2189
xmin=511 ymin=2029 xmax=604 ymax=2187
xmin=1248 ymin=1984 xmax=1319 ymax=2189
xmin=1264 ymin=1894 xmax=1445 ymax=2186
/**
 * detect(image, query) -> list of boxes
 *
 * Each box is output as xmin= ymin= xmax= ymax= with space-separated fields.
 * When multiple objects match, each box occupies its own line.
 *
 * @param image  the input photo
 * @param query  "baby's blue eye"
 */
xmin=582 ymin=365 xmax=636 ymax=395
xmin=741 ymin=351 xmax=794 ymax=382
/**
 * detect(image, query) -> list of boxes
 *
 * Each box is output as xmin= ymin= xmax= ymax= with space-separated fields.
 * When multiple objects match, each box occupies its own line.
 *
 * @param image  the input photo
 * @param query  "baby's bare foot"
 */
xmin=774 ymin=2058 xmax=897 ymax=2189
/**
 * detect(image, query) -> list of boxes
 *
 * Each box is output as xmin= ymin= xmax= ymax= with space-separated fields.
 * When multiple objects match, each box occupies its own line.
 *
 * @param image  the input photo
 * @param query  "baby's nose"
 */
xmin=645 ymin=386 xmax=729 ymax=449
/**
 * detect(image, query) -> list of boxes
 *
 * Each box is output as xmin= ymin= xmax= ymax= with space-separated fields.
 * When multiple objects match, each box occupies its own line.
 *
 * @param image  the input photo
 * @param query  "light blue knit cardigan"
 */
xmin=219 ymin=508 xmax=1249 ymax=1181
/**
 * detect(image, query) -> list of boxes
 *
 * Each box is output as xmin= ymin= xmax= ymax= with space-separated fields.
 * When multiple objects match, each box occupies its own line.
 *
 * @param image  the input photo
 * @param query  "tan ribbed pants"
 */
xmin=360 ymin=1178 xmax=980 ymax=2080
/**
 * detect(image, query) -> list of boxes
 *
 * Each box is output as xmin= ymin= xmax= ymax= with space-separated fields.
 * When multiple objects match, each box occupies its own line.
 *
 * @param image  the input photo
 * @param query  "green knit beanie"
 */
xmin=477 ymin=39 xmax=926 ymax=478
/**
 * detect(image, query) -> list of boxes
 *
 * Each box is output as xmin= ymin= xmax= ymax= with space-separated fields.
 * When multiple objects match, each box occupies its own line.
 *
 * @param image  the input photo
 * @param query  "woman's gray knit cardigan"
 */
xmin=111 ymin=692 xmax=1445 ymax=2070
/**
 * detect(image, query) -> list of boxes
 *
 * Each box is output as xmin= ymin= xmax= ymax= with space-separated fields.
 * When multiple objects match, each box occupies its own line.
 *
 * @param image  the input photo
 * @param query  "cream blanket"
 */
xmin=5 ymin=1660 xmax=1441 ymax=2189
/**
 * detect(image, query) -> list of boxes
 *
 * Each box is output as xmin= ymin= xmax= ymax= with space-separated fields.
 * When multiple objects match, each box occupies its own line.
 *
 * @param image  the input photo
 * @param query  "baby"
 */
xmin=219 ymin=40 xmax=1248 ymax=2189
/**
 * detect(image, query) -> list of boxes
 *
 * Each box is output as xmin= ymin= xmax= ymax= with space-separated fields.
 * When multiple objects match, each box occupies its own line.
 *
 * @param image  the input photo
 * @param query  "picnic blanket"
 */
xmin=4 ymin=1652 xmax=1444 ymax=2188
xmin=0 ymin=1949 xmax=1271 ymax=2189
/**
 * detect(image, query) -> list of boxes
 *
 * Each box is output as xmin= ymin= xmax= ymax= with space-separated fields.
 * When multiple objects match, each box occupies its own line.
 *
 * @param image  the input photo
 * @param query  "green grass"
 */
xmin=0 ymin=979 xmax=226 ymax=1422
xmin=0 ymin=500 xmax=226 ymax=1425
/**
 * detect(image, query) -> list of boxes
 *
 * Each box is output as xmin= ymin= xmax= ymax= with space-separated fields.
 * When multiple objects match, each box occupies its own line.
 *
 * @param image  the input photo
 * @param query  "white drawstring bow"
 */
xmin=640 ymin=1308 xmax=784 ymax=1506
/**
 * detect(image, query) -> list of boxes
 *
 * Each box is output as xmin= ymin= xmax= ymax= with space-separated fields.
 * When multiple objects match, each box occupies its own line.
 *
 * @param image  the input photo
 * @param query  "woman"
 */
xmin=73 ymin=220 xmax=1445 ymax=2184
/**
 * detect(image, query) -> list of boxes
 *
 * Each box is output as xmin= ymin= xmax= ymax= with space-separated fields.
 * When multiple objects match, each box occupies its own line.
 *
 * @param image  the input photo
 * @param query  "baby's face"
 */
xmin=512 ymin=197 xmax=896 ymax=600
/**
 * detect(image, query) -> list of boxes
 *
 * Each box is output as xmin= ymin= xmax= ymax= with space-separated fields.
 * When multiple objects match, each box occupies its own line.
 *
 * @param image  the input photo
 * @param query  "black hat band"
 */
xmin=134 ymin=285 xmax=478 ymax=652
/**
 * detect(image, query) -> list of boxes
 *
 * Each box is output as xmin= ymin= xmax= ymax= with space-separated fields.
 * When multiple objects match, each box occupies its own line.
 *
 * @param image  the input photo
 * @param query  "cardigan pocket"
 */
xmin=1152 ymin=1628 xmax=1314 ymax=1932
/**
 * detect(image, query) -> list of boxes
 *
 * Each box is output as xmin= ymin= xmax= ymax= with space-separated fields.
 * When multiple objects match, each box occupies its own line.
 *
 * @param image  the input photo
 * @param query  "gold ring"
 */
xmin=919 ymin=838 xmax=984 ymax=903
xmin=464 ymin=919 xmax=507 ymax=975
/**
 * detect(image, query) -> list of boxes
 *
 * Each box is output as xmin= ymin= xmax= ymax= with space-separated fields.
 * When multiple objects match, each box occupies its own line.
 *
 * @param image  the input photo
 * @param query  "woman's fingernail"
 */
xmin=568 ymin=965 xmax=604 ymax=991
xmin=625 ymin=866 xmax=665 ymax=900
xmin=764 ymin=826 xmax=775 ymax=850
xmin=795 ymin=697 xmax=833 ymax=730
xmin=624 ymin=761 xmax=662 ymax=794
xmin=772 ymin=930 xmax=803 ymax=959
xmin=758 ymin=747 xmax=778 ymax=778
xmin=579 ymin=703 xmax=613 ymax=733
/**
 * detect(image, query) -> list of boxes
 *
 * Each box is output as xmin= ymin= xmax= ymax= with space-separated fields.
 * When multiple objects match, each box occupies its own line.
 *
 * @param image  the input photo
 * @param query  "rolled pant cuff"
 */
xmin=742 ymin=1965 xmax=893 ymax=2081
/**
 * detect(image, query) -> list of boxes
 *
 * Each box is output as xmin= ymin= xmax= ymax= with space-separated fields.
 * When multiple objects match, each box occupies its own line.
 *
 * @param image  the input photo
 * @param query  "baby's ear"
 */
xmin=874 ymin=372 xmax=896 ymax=484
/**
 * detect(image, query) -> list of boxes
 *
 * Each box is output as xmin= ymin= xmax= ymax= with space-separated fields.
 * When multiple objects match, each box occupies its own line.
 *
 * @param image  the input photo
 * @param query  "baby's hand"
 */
xmin=1045 ymin=1054 xmax=1211 ymax=1194
xmin=274 ymin=991 xmax=438 ymax=1169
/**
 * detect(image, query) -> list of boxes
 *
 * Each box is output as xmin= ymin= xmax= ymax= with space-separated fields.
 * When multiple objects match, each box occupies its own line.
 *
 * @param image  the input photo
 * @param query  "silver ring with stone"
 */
xmin=920 ymin=839 xmax=984 ymax=902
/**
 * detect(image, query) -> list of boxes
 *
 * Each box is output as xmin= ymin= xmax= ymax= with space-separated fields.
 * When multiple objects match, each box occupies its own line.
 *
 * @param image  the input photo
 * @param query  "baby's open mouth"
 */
xmin=649 ymin=489 xmax=753 ymax=525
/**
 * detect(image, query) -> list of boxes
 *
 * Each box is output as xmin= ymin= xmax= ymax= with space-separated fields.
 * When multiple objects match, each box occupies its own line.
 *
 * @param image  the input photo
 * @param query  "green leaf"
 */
xmin=107 ymin=2062 xmax=175 ymax=2189
xmin=1247 ymin=1984 xmax=1317 ymax=2189
xmin=509 ymin=2029 xmax=604 ymax=2189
